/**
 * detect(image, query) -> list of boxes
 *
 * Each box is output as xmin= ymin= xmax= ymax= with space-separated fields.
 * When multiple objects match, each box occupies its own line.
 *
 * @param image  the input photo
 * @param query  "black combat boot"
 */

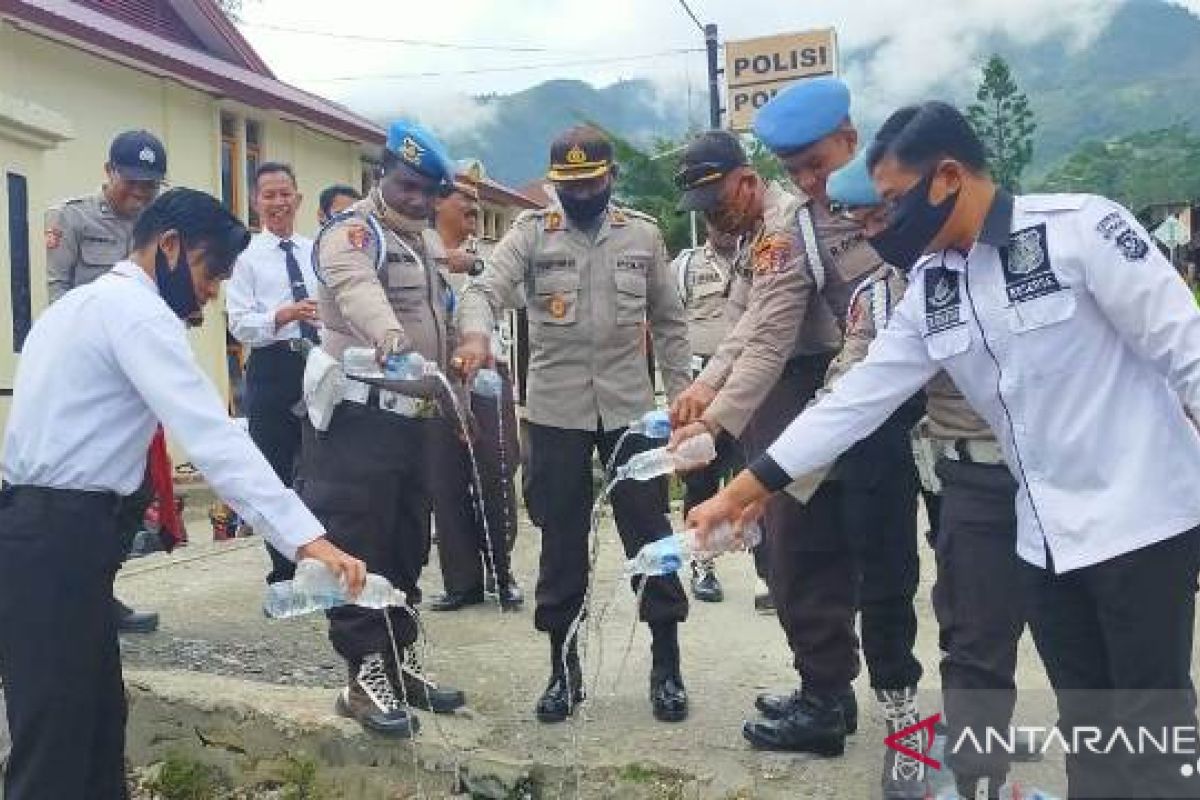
xmin=536 ymin=632 xmax=584 ymax=723
xmin=743 ymin=687 xmax=848 ymax=755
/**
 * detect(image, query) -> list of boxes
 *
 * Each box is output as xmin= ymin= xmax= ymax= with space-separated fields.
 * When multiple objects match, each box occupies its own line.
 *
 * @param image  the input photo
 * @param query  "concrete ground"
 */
xmin=97 ymin=491 xmax=1073 ymax=799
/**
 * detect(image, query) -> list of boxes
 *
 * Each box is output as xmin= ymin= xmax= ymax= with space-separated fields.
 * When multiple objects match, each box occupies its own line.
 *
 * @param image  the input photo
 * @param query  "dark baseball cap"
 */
xmin=674 ymin=130 xmax=748 ymax=212
xmin=108 ymin=130 xmax=167 ymax=182
xmin=547 ymin=126 xmax=614 ymax=182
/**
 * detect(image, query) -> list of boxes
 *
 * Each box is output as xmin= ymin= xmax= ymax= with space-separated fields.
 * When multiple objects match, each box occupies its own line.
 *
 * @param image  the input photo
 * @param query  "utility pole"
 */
xmin=705 ymin=23 xmax=722 ymax=129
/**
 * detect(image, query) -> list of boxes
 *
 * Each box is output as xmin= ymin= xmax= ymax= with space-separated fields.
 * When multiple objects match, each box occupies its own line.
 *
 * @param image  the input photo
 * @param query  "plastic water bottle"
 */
xmin=472 ymin=367 xmax=504 ymax=398
xmin=627 ymin=409 xmax=672 ymax=439
xmin=342 ymin=347 xmax=434 ymax=381
xmin=616 ymin=432 xmax=717 ymax=481
xmin=625 ymin=521 xmax=763 ymax=577
xmin=264 ymin=559 xmax=406 ymax=619
xmin=383 ymin=352 xmax=432 ymax=380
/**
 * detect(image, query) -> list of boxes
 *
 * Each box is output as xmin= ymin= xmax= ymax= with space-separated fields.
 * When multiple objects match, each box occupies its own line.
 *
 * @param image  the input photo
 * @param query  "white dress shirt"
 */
xmin=226 ymin=230 xmax=318 ymax=347
xmin=755 ymin=191 xmax=1200 ymax=573
xmin=1 ymin=261 xmax=323 ymax=560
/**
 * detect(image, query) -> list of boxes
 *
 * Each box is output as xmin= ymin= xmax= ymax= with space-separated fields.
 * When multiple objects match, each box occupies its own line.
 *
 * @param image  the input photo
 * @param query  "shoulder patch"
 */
xmin=1095 ymin=210 xmax=1150 ymax=262
xmin=45 ymin=226 xmax=62 ymax=250
xmin=346 ymin=223 xmax=372 ymax=251
xmin=752 ymin=233 xmax=794 ymax=276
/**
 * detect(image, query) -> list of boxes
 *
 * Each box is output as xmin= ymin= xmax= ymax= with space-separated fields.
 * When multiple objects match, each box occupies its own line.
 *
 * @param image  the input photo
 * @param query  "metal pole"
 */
xmin=705 ymin=23 xmax=721 ymax=129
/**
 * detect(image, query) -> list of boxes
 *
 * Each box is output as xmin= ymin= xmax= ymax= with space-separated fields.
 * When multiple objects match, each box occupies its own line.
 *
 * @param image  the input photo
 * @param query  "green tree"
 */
xmin=1037 ymin=125 xmax=1200 ymax=211
xmin=968 ymin=55 xmax=1037 ymax=191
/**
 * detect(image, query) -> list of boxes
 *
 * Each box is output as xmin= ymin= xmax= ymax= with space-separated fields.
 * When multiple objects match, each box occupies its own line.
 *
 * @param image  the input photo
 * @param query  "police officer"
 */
xmin=668 ymin=125 xmax=861 ymax=758
xmin=671 ymin=232 xmax=768 ymax=606
xmin=300 ymin=121 xmax=466 ymax=738
xmin=44 ymin=128 xmax=168 ymax=635
xmin=428 ymin=177 xmax=522 ymax=611
xmin=46 ymin=129 xmax=166 ymax=302
xmin=455 ymin=126 xmax=693 ymax=724
xmin=691 ymin=101 xmax=1200 ymax=800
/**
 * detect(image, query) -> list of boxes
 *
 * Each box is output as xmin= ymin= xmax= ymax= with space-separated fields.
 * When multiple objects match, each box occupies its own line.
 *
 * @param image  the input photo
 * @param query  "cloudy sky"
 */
xmin=236 ymin=0 xmax=1200 ymax=133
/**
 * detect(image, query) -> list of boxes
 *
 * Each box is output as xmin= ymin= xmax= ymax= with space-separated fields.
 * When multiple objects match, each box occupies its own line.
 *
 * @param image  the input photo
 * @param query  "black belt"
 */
xmin=0 ymin=483 xmax=120 ymax=510
xmin=782 ymin=352 xmax=834 ymax=379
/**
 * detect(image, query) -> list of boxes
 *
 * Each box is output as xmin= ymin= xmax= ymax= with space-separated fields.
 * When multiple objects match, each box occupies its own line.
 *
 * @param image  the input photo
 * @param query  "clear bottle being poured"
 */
xmin=471 ymin=367 xmax=504 ymax=398
xmin=626 ymin=521 xmax=763 ymax=577
xmin=342 ymin=346 xmax=438 ymax=381
xmin=627 ymin=409 xmax=672 ymax=439
xmin=615 ymin=431 xmax=717 ymax=482
xmin=264 ymin=558 xmax=406 ymax=619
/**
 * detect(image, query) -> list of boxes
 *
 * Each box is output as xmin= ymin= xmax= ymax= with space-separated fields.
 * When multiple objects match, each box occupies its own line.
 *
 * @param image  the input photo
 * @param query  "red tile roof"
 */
xmin=0 ymin=0 xmax=384 ymax=145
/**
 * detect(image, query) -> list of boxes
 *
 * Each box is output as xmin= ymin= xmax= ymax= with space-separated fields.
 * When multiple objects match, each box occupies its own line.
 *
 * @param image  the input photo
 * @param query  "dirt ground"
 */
xmin=98 ymin=491 xmax=1074 ymax=800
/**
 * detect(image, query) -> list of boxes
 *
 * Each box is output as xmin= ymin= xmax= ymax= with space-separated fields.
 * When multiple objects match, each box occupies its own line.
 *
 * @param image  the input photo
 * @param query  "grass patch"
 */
xmin=143 ymin=753 xmax=228 ymax=800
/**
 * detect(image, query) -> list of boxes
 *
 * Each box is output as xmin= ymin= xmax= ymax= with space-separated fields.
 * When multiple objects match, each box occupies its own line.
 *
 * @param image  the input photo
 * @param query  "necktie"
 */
xmin=279 ymin=239 xmax=318 ymax=343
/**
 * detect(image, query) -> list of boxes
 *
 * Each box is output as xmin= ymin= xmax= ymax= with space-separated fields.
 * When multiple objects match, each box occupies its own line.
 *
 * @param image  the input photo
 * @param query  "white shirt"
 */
xmin=226 ymin=230 xmax=317 ymax=348
xmin=759 ymin=192 xmax=1200 ymax=573
xmin=2 ymin=261 xmax=322 ymax=560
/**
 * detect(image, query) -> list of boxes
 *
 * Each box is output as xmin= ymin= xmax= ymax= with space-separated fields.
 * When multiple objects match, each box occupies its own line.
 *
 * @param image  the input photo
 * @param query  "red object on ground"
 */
xmin=147 ymin=426 xmax=185 ymax=549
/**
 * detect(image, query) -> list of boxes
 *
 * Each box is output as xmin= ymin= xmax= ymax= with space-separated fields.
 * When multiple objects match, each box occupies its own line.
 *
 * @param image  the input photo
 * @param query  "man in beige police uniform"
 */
xmin=427 ymin=177 xmax=523 ymax=612
xmin=299 ymin=120 xmax=465 ymax=739
xmin=44 ymin=129 xmax=167 ymax=636
xmin=46 ymin=130 xmax=165 ymax=303
xmin=668 ymin=126 xmax=874 ymax=759
xmin=455 ymin=126 xmax=693 ymax=724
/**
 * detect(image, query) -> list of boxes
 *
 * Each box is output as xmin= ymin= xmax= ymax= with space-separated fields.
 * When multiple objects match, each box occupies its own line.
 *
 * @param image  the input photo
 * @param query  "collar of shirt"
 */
xmin=109 ymin=260 xmax=158 ymax=294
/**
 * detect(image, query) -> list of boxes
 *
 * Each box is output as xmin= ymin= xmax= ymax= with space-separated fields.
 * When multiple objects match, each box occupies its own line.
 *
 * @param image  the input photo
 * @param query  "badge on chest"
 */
xmin=1002 ymin=224 xmax=1063 ymax=303
xmin=924 ymin=268 xmax=963 ymax=334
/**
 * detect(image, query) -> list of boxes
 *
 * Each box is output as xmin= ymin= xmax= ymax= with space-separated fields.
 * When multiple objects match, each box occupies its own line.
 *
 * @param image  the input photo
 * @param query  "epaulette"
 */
xmin=611 ymin=206 xmax=657 ymax=226
xmin=1021 ymin=194 xmax=1088 ymax=213
xmin=310 ymin=208 xmax=386 ymax=285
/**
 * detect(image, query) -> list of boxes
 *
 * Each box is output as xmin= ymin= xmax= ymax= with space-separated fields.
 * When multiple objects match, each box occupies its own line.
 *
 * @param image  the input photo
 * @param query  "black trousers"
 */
xmin=297 ymin=403 xmax=429 ymax=667
xmin=741 ymin=356 xmax=860 ymax=693
xmin=837 ymin=400 xmax=924 ymax=692
xmin=932 ymin=458 xmax=1027 ymax=784
xmin=246 ymin=343 xmax=305 ymax=584
xmin=1022 ymin=528 xmax=1200 ymax=800
xmin=0 ymin=486 xmax=128 ymax=800
xmin=432 ymin=371 xmax=520 ymax=594
xmin=681 ymin=431 xmax=768 ymax=580
xmin=526 ymin=422 xmax=689 ymax=635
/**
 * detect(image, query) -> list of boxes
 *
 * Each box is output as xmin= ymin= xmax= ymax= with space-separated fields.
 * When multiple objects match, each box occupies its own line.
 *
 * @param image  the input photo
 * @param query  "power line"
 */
xmin=303 ymin=48 xmax=705 ymax=82
xmin=675 ymin=0 xmax=705 ymax=34
xmin=240 ymin=20 xmax=562 ymax=52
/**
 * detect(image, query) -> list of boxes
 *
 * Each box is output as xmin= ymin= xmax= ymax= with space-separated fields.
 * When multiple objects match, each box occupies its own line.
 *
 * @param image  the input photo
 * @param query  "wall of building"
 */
xmin=0 ymin=21 xmax=367 ymax=457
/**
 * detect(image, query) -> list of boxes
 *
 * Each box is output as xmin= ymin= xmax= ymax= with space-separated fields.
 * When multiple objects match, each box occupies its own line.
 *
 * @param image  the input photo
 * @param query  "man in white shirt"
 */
xmin=227 ymin=162 xmax=319 ymax=584
xmin=0 ymin=188 xmax=364 ymax=800
xmin=688 ymin=102 xmax=1200 ymax=800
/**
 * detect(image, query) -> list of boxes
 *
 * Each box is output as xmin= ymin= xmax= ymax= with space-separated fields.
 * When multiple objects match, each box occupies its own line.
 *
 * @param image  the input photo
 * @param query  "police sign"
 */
xmin=724 ymin=29 xmax=838 ymax=131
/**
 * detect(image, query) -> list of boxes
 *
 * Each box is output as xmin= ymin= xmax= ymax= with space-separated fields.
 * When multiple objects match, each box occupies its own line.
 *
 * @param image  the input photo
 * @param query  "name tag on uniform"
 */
xmin=82 ymin=234 xmax=117 ymax=244
xmin=616 ymin=256 xmax=650 ymax=271
xmin=1002 ymin=224 xmax=1063 ymax=304
xmin=924 ymin=268 xmax=964 ymax=334
xmin=535 ymin=257 xmax=575 ymax=273
xmin=386 ymin=252 xmax=417 ymax=264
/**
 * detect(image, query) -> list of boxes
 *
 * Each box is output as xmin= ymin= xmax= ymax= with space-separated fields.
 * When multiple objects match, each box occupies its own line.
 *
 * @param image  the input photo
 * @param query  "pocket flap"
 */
xmin=536 ymin=271 xmax=580 ymax=296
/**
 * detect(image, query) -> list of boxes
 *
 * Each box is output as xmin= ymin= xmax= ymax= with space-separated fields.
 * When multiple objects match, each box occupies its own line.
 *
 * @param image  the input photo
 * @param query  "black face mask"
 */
xmin=155 ymin=247 xmax=201 ymax=322
xmin=559 ymin=186 xmax=612 ymax=226
xmin=868 ymin=170 xmax=959 ymax=270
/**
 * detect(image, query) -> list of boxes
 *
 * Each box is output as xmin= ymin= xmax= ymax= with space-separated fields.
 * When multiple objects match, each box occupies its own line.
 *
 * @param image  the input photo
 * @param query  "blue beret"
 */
xmin=385 ymin=120 xmax=454 ymax=184
xmin=753 ymin=76 xmax=851 ymax=154
xmin=827 ymin=151 xmax=880 ymax=208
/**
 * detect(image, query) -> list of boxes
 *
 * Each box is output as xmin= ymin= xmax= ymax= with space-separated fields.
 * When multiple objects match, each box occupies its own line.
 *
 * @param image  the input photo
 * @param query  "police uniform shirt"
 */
xmin=673 ymin=243 xmax=734 ymax=359
xmin=756 ymin=190 xmax=1200 ymax=573
xmin=226 ymin=230 xmax=318 ymax=348
xmin=458 ymin=204 xmax=692 ymax=432
xmin=314 ymin=192 xmax=454 ymax=369
xmin=2 ymin=261 xmax=322 ymax=559
xmin=45 ymin=192 xmax=135 ymax=303
xmin=696 ymin=181 xmax=842 ymax=438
